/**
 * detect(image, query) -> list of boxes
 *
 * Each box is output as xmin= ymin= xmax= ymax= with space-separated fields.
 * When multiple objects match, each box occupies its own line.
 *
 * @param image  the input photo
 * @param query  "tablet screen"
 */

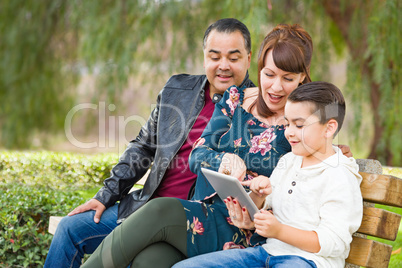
xmin=201 ymin=168 xmax=259 ymax=220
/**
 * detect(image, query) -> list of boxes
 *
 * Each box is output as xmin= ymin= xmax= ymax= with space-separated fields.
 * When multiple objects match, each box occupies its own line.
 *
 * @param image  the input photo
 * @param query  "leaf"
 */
xmin=392 ymin=248 xmax=401 ymax=255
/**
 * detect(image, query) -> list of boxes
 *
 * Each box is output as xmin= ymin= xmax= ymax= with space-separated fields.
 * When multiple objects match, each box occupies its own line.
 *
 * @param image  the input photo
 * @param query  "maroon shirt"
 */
xmin=151 ymin=85 xmax=215 ymax=199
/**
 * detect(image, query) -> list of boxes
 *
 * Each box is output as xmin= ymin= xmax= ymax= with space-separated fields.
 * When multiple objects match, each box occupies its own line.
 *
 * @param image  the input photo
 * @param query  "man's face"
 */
xmin=203 ymin=30 xmax=251 ymax=95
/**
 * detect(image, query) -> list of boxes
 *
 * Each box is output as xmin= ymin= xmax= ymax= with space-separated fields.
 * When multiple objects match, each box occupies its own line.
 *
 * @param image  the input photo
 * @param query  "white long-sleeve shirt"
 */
xmin=262 ymin=147 xmax=363 ymax=268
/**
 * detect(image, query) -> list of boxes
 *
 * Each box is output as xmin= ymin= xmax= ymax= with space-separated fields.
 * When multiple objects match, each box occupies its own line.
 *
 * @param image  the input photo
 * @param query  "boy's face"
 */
xmin=203 ymin=30 xmax=251 ymax=96
xmin=284 ymin=101 xmax=329 ymax=162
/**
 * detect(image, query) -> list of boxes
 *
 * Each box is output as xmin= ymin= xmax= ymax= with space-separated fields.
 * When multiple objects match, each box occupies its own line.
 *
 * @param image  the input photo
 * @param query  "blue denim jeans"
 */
xmin=44 ymin=204 xmax=119 ymax=268
xmin=172 ymin=246 xmax=317 ymax=268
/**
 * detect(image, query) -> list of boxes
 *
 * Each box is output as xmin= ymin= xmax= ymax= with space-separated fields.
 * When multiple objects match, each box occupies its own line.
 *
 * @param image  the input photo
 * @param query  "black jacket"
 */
xmin=94 ymin=73 xmax=255 ymax=223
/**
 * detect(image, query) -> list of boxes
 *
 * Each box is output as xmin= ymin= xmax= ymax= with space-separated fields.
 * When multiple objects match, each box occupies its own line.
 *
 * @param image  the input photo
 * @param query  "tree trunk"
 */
xmin=323 ymin=0 xmax=391 ymax=164
xmin=366 ymin=65 xmax=386 ymax=163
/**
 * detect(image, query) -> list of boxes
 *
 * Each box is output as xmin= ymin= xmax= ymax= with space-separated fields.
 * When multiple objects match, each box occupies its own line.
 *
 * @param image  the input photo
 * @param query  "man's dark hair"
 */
xmin=203 ymin=18 xmax=251 ymax=53
xmin=288 ymin=81 xmax=346 ymax=136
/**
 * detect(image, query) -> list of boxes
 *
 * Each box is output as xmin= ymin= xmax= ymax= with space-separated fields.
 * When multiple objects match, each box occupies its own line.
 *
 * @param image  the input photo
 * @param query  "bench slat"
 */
xmin=346 ymin=236 xmax=392 ymax=268
xmin=48 ymin=216 xmax=64 ymax=235
xmin=359 ymin=172 xmax=402 ymax=207
xmin=358 ymin=206 xmax=402 ymax=240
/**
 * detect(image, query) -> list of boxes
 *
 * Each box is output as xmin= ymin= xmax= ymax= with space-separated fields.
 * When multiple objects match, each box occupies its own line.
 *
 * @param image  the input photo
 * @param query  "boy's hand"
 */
xmin=242 ymin=175 xmax=272 ymax=197
xmin=254 ymin=210 xmax=282 ymax=238
xmin=224 ymin=197 xmax=255 ymax=230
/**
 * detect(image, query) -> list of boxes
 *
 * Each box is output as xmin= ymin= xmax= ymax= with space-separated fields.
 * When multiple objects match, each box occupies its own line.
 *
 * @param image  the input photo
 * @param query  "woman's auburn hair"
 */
xmin=249 ymin=24 xmax=313 ymax=118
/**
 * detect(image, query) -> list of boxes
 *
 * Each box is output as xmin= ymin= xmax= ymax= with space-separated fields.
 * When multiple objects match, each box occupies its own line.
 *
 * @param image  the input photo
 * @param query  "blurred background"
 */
xmin=0 ymin=0 xmax=400 ymax=166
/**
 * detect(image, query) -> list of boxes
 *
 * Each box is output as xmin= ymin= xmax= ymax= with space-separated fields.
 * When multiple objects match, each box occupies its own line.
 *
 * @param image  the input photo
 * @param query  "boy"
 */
xmin=173 ymin=81 xmax=363 ymax=268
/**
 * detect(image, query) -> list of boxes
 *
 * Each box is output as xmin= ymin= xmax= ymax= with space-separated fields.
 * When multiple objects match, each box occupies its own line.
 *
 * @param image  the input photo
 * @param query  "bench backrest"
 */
xmin=346 ymin=159 xmax=402 ymax=268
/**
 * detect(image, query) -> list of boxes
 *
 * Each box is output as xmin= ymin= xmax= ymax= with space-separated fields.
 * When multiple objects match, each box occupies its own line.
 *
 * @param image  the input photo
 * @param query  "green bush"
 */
xmin=0 ymin=150 xmax=118 ymax=190
xmin=0 ymin=184 xmax=84 ymax=267
xmin=0 ymin=151 xmax=117 ymax=267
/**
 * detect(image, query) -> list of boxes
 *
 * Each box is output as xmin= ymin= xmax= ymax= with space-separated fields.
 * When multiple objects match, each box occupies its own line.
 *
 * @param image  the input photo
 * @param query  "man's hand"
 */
xmin=68 ymin=199 xmax=106 ymax=223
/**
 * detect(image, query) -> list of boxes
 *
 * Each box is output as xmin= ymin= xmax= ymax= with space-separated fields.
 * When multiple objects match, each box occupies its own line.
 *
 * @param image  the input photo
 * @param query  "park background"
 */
xmin=0 ymin=0 xmax=400 ymax=267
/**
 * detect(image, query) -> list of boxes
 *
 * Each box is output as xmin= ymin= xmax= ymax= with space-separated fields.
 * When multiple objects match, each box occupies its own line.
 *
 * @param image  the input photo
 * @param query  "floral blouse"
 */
xmin=188 ymin=85 xmax=291 ymax=201
xmin=179 ymin=85 xmax=291 ymax=257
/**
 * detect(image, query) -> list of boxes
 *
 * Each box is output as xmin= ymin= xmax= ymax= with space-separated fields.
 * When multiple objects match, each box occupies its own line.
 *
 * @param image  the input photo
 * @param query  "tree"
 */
xmin=0 ymin=1 xmax=75 ymax=148
xmin=321 ymin=0 xmax=401 ymax=165
xmin=0 ymin=0 xmax=400 ymax=165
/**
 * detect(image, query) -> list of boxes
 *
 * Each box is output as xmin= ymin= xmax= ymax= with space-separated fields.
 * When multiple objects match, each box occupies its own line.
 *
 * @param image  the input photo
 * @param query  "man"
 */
xmin=44 ymin=18 xmax=255 ymax=267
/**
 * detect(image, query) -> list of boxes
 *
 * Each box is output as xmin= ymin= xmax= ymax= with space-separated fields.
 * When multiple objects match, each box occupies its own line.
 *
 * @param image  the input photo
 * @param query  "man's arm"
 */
xmin=94 ymin=102 xmax=159 ymax=208
xmin=68 ymin=91 xmax=162 ymax=222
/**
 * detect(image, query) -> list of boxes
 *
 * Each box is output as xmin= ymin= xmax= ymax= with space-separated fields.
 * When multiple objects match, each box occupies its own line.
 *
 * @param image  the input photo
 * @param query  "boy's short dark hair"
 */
xmin=203 ymin=18 xmax=251 ymax=53
xmin=288 ymin=81 xmax=346 ymax=136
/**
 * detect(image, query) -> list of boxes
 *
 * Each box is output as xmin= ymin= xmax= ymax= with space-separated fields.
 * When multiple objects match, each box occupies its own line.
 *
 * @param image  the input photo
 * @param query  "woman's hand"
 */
xmin=336 ymin=144 xmax=353 ymax=157
xmin=218 ymin=153 xmax=247 ymax=181
xmin=224 ymin=197 xmax=255 ymax=230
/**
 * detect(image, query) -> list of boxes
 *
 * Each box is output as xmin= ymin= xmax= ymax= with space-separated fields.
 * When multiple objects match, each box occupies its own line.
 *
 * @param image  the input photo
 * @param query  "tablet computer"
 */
xmin=201 ymin=168 xmax=259 ymax=220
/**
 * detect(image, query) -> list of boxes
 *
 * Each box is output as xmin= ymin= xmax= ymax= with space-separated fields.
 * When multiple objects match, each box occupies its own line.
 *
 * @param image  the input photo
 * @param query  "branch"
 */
xmin=322 ymin=0 xmax=357 ymax=51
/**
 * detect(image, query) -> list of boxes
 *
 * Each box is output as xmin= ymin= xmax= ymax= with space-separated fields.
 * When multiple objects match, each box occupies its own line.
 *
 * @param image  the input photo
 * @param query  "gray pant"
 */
xmin=82 ymin=198 xmax=187 ymax=268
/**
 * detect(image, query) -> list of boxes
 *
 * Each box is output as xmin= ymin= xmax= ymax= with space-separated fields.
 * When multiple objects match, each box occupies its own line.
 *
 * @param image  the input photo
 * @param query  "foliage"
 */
xmin=332 ymin=0 xmax=400 ymax=165
xmin=0 ymin=0 xmax=76 ymax=148
xmin=0 ymin=150 xmax=117 ymax=190
xmin=0 ymin=150 xmax=118 ymax=267
xmin=0 ymin=183 xmax=84 ymax=267
xmin=0 ymin=0 xmax=400 ymax=166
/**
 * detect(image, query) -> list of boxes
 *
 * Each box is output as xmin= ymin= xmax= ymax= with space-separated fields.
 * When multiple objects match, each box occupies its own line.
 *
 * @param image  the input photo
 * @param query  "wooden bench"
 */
xmin=345 ymin=159 xmax=402 ymax=268
xmin=48 ymin=160 xmax=401 ymax=267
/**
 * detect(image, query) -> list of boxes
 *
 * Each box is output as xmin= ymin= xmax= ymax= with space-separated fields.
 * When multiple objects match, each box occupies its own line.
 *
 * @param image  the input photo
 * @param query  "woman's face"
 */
xmin=260 ymin=50 xmax=305 ymax=115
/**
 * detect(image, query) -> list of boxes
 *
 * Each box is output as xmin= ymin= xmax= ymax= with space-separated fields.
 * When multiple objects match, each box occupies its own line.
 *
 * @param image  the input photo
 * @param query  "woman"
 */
xmin=82 ymin=23 xmax=313 ymax=268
